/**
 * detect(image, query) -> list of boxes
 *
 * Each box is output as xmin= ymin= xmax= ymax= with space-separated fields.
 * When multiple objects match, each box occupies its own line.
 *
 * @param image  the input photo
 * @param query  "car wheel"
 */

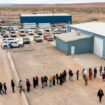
xmin=19 ymin=45 xmax=22 ymax=48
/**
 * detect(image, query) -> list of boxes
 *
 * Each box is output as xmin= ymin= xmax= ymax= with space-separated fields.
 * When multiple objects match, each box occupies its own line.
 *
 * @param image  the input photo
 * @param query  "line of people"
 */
xmin=1 ymin=66 xmax=105 ymax=94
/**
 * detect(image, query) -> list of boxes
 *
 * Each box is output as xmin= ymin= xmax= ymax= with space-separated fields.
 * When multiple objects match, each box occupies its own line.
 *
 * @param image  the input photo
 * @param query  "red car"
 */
xmin=43 ymin=34 xmax=54 ymax=41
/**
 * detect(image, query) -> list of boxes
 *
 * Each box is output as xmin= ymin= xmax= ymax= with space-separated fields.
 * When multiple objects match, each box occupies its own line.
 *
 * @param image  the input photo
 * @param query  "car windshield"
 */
xmin=24 ymin=38 xmax=29 ymax=40
xmin=21 ymin=31 xmax=25 ymax=33
xmin=11 ymin=32 xmax=15 ymax=34
xmin=35 ymin=36 xmax=40 ymax=38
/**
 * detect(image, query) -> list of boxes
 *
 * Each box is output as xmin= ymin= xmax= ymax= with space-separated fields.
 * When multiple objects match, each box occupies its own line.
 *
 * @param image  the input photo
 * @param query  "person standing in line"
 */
xmin=33 ymin=77 xmax=36 ymax=88
xmin=36 ymin=76 xmax=39 ymax=87
xmin=99 ymin=66 xmax=103 ymax=76
xmin=41 ymin=76 xmax=44 ymax=88
xmin=97 ymin=89 xmax=104 ymax=103
xmin=94 ymin=68 xmax=97 ymax=78
xmin=18 ymin=80 xmax=23 ymax=93
xmin=89 ymin=68 xmax=93 ymax=80
xmin=59 ymin=73 xmax=62 ymax=85
xmin=49 ymin=75 xmax=52 ymax=87
xmin=69 ymin=70 xmax=73 ymax=81
xmin=76 ymin=70 xmax=79 ymax=80
xmin=83 ymin=69 xmax=88 ymax=86
xmin=104 ymin=67 xmax=105 ymax=73
xmin=11 ymin=80 xmax=15 ymax=93
xmin=52 ymin=75 xmax=56 ymax=86
xmin=44 ymin=76 xmax=48 ymax=87
xmin=26 ymin=79 xmax=31 ymax=92
xmin=56 ymin=73 xmax=59 ymax=84
xmin=0 ymin=82 xmax=4 ymax=95
xmin=3 ymin=83 xmax=7 ymax=95
xmin=63 ymin=70 xmax=67 ymax=82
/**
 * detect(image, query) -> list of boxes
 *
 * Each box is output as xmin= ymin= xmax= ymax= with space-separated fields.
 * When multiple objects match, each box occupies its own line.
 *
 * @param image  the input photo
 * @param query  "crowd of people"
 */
xmin=0 ymin=66 xmax=105 ymax=103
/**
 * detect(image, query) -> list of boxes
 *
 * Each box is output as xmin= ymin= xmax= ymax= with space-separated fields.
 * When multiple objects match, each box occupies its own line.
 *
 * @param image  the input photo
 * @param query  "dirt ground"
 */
xmin=1 ymin=3 xmax=105 ymax=25
xmin=10 ymin=42 xmax=105 ymax=105
xmin=0 ymin=37 xmax=21 ymax=105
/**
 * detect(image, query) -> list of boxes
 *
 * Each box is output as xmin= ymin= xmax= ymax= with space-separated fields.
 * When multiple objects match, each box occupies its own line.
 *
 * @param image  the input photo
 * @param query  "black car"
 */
xmin=23 ymin=37 xmax=30 ymax=44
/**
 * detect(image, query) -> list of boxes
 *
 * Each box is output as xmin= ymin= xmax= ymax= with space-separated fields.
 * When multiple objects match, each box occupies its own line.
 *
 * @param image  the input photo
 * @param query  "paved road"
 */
xmin=0 ymin=37 xmax=21 ymax=105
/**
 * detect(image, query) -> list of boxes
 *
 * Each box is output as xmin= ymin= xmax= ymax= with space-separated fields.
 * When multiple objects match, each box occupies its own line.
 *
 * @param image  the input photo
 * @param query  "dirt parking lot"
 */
xmin=10 ymin=42 xmax=105 ymax=105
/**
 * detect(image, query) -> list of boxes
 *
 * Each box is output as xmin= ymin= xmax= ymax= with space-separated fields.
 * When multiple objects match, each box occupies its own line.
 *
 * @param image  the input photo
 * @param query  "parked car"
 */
xmin=43 ymin=34 xmax=54 ymax=41
xmin=18 ymin=29 xmax=26 ymax=36
xmin=36 ymin=30 xmax=43 ymax=35
xmin=23 ymin=37 xmax=30 ymax=44
xmin=3 ymin=31 xmax=9 ymax=38
xmin=27 ymin=29 xmax=34 ymax=35
xmin=1 ymin=40 xmax=9 ymax=48
xmin=1 ymin=30 xmax=6 ymax=36
xmin=9 ymin=41 xmax=24 ymax=48
xmin=1 ymin=38 xmax=22 ymax=48
xmin=10 ymin=31 xmax=17 ymax=37
xmin=34 ymin=35 xmax=43 ymax=42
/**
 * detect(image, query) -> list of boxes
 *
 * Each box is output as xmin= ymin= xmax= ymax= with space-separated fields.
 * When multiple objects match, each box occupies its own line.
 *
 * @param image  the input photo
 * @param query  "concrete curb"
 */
xmin=8 ymin=51 xmax=29 ymax=105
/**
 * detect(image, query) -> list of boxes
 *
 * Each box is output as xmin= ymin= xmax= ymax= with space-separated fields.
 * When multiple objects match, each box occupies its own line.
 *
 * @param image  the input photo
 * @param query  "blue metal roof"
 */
xmin=20 ymin=14 xmax=72 ymax=23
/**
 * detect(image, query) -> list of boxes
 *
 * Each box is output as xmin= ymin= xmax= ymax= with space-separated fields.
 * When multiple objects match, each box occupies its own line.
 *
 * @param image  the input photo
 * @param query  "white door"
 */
xmin=71 ymin=46 xmax=75 ymax=55
xmin=94 ymin=36 xmax=103 ymax=57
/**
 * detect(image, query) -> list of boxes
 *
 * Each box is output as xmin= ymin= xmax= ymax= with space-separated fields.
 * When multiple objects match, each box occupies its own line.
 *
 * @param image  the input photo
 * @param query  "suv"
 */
xmin=9 ymin=41 xmax=24 ymax=48
xmin=23 ymin=37 xmax=30 ymax=44
xmin=1 ymin=38 xmax=20 ymax=48
xmin=18 ymin=29 xmax=26 ymax=36
xmin=10 ymin=31 xmax=17 ymax=37
xmin=34 ymin=35 xmax=43 ymax=42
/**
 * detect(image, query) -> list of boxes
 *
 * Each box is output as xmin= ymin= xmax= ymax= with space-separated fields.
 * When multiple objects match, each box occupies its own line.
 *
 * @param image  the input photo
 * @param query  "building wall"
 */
xmin=56 ymin=38 xmax=69 ymax=55
xmin=70 ymin=27 xmax=105 ymax=59
xmin=67 ymin=37 xmax=93 ymax=55
xmin=20 ymin=15 xmax=72 ymax=24
xmin=103 ymin=38 xmax=105 ymax=59
xmin=56 ymin=37 xmax=93 ymax=55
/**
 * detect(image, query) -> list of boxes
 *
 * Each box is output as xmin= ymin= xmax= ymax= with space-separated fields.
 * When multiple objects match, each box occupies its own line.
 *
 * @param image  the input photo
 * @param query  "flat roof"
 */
xmin=56 ymin=32 xmax=91 ymax=42
xmin=70 ymin=22 xmax=105 ymax=37
xmin=20 ymin=14 xmax=70 ymax=17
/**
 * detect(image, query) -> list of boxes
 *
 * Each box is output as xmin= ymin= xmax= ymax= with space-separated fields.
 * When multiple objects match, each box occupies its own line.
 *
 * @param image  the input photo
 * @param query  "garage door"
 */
xmin=94 ymin=36 xmax=103 ymax=57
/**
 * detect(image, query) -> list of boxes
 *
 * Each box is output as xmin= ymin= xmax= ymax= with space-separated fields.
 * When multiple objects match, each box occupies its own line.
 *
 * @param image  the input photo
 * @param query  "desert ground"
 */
xmin=0 ymin=3 xmax=105 ymax=25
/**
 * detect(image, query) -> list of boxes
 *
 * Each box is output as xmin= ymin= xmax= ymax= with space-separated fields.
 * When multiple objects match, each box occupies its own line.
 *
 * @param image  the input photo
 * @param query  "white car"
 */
xmin=34 ymin=34 xmax=43 ymax=42
xmin=9 ymin=41 xmax=24 ymax=48
xmin=27 ymin=29 xmax=34 ymax=35
xmin=1 ymin=40 xmax=9 ymax=48
xmin=18 ymin=29 xmax=26 ymax=36
xmin=1 ymin=38 xmax=23 ymax=48
xmin=10 ymin=31 xmax=17 ymax=37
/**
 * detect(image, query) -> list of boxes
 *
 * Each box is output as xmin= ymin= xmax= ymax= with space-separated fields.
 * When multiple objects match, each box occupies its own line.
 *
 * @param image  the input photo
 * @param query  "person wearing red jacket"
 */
xmin=89 ymin=68 xmax=93 ymax=80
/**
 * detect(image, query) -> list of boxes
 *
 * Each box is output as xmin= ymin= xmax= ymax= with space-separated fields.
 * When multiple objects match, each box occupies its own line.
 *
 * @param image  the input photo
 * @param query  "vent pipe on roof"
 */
xmin=77 ymin=32 xmax=80 ymax=36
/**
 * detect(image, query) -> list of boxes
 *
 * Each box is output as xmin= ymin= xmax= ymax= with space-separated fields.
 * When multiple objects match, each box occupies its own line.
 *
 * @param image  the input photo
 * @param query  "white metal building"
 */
xmin=69 ymin=22 xmax=105 ymax=59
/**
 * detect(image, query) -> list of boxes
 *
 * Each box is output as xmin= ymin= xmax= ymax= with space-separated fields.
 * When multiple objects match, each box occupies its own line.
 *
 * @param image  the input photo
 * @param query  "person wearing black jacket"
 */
xmin=11 ymin=80 xmax=15 ymax=93
xmin=56 ymin=74 xmax=59 ymax=84
xmin=97 ymin=89 xmax=104 ymax=103
xmin=64 ymin=70 xmax=67 ymax=82
xmin=76 ymin=70 xmax=79 ymax=80
xmin=33 ymin=77 xmax=36 ymax=88
xmin=94 ymin=68 xmax=97 ymax=78
xmin=0 ymin=82 xmax=4 ymax=95
xmin=3 ymin=83 xmax=7 ymax=95
xmin=26 ymin=79 xmax=31 ymax=92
